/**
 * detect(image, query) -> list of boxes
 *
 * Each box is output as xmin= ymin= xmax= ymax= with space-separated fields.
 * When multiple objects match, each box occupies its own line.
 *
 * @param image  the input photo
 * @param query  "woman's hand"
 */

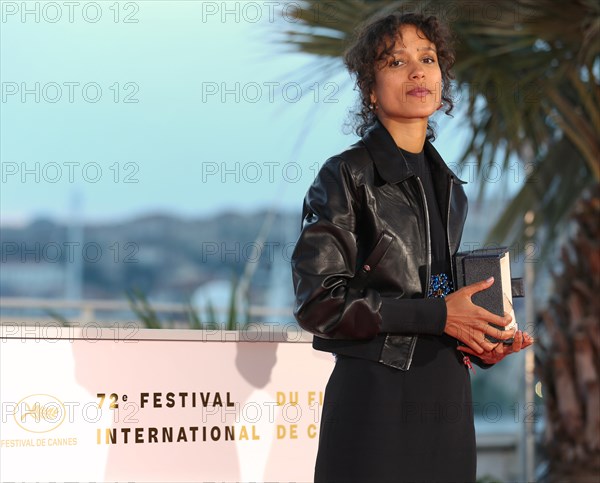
xmin=457 ymin=330 xmax=534 ymax=365
xmin=444 ymin=276 xmax=516 ymax=354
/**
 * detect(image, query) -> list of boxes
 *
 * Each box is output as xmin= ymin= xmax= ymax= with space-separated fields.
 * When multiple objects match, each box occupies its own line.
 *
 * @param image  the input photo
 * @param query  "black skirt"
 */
xmin=314 ymin=333 xmax=476 ymax=483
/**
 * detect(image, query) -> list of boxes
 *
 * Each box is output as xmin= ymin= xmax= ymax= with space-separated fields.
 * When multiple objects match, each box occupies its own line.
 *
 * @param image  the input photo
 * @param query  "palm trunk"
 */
xmin=536 ymin=184 xmax=600 ymax=482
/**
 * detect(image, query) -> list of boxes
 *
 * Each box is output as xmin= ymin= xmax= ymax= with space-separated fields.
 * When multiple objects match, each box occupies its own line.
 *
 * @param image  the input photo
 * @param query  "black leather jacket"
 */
xmin=291 ymin=120 xmax=468 ymax=370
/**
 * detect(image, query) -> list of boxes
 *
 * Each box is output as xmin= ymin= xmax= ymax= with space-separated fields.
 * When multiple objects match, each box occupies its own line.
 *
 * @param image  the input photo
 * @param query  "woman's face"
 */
xmin=370 ymin=25 xmax=442 ymax=123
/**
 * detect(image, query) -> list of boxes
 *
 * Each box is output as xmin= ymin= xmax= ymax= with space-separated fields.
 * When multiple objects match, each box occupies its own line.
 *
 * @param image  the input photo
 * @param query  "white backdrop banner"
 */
xmin=0 ymin=326 xmax=335 ymax=482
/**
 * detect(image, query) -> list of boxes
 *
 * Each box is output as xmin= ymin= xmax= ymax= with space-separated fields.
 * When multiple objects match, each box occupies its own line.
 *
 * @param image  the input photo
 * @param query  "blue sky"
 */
xmin=1 ymin=1 xmax=513 ymax=226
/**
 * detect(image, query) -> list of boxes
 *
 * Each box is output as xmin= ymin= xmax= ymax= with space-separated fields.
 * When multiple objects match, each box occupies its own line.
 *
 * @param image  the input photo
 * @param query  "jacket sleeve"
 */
xmin=379 ymin=297 xmax=447 ymax=335
xmin=291 ymin=157 xmax=447 ymax=340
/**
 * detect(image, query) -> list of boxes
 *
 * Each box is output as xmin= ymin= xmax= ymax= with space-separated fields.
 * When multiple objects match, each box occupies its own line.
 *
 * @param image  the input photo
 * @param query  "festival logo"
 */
xmin=14 ymin=394 xmax=66 ymax=433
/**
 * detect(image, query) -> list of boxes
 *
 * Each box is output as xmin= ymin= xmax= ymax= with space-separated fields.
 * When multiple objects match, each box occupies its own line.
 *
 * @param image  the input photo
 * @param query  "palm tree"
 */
xmin=537 ymin=185 xmax=599 ymax=482
xmin=279 ymin=1 xmax=599 ymax=480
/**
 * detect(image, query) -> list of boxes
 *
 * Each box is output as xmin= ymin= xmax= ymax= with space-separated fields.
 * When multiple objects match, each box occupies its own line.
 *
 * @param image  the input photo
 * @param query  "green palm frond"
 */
xmin=45 ymin=309 xmax=70 ymax=327
xmin=185 ymin=299 xmax=203 ymax=330
xmin=226 ymin=276 xmax=240 ymax=331
xmin=486 ymin=137 xmax=593 ymax=262
xmin=125 ymin=287 xmax=161 ymax=329
xmin=205 ymin=300 xmax=218 ymax=329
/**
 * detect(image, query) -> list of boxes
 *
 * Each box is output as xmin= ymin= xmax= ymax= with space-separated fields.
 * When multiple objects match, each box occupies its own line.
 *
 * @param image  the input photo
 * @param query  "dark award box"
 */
xmin=453 ymin=247 xmax=524 ymax=344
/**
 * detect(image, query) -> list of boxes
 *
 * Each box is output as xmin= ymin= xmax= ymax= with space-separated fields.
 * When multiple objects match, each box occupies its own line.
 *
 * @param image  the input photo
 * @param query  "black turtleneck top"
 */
xmin=398 ymin=147 xmax=451 ymax=278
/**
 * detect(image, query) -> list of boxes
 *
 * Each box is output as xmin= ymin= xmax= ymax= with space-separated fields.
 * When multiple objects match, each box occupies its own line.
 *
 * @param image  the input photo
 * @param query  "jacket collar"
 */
xmin=362 ymin=119 xmax=466 ymax=185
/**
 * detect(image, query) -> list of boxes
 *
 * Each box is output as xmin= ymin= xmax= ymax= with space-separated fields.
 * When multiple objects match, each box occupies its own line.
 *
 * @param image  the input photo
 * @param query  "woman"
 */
xmin=291 ymin=12 xmax=533 ymax=483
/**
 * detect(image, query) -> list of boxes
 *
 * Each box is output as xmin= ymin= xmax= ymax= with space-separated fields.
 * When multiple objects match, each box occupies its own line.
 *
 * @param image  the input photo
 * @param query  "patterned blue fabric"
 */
xmin=427 ymin=273 xmax=453 ymax=298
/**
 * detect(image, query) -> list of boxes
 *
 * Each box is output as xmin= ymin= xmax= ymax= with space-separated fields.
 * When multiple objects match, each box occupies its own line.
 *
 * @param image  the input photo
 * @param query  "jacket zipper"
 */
xmin=446 ymin=178 xmax=454 ymax=291
xmin=397 ymin=176 xmax=430 ymax=369
xmin=446 ymin=177 xmax=475 ymax=374
xmin=415 ymin=177 xmax=432 ymax=302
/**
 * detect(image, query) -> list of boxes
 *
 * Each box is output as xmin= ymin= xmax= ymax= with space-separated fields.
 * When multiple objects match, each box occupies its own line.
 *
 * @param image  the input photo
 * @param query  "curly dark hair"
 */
xmin=344 ymin=12 xmax=456 ymax=140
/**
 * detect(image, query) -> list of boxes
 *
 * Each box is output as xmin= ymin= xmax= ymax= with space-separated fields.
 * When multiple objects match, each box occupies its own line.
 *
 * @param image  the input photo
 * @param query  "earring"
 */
xmin=436 ymin=102 xmax=444 ymax=111
xmin=369 ymin=102 xmax=378 ymax=110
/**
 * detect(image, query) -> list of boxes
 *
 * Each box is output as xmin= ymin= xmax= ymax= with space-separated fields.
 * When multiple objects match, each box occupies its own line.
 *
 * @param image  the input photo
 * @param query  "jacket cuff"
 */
xmin=379 ymin=297 xmax=447 ymax=335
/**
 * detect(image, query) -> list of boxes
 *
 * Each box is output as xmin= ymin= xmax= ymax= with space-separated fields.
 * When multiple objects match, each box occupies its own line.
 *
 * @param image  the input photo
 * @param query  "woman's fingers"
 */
xmin=457 ymin=345 xmax=476 ymax=355
xmin=463 ymin=276 xmax=495 ymax=297
xmin=512 ymin=331 xmax=524 ymax=351
xmin=445 ymin=278 xmax=527 ymax=356
xmin=458 ymin=344 xmax=497 ymax=365
xmin=485 ymin=323 xmax=516 ymax=342
xmin=465 ymin=324 xmax=498 ymax=352
xmin=452 ymin=323 xmax=508 ymax=353
xmin=464 ymin=331 xmax=498 ymax=354
xmin=466 ymin=340 xmax=485 ymax=354
xmin=476 ymin=308 xmax=513 ymax=328
xmin=522 ymin=332 xmax=534 ymax=347
xmin=482 ymin=339 xmax=500 ymax=352
xmin=511 ymin=331 xmax=533 ymax=352
xmin=459 ymin=330 xmax=535 ymax=365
